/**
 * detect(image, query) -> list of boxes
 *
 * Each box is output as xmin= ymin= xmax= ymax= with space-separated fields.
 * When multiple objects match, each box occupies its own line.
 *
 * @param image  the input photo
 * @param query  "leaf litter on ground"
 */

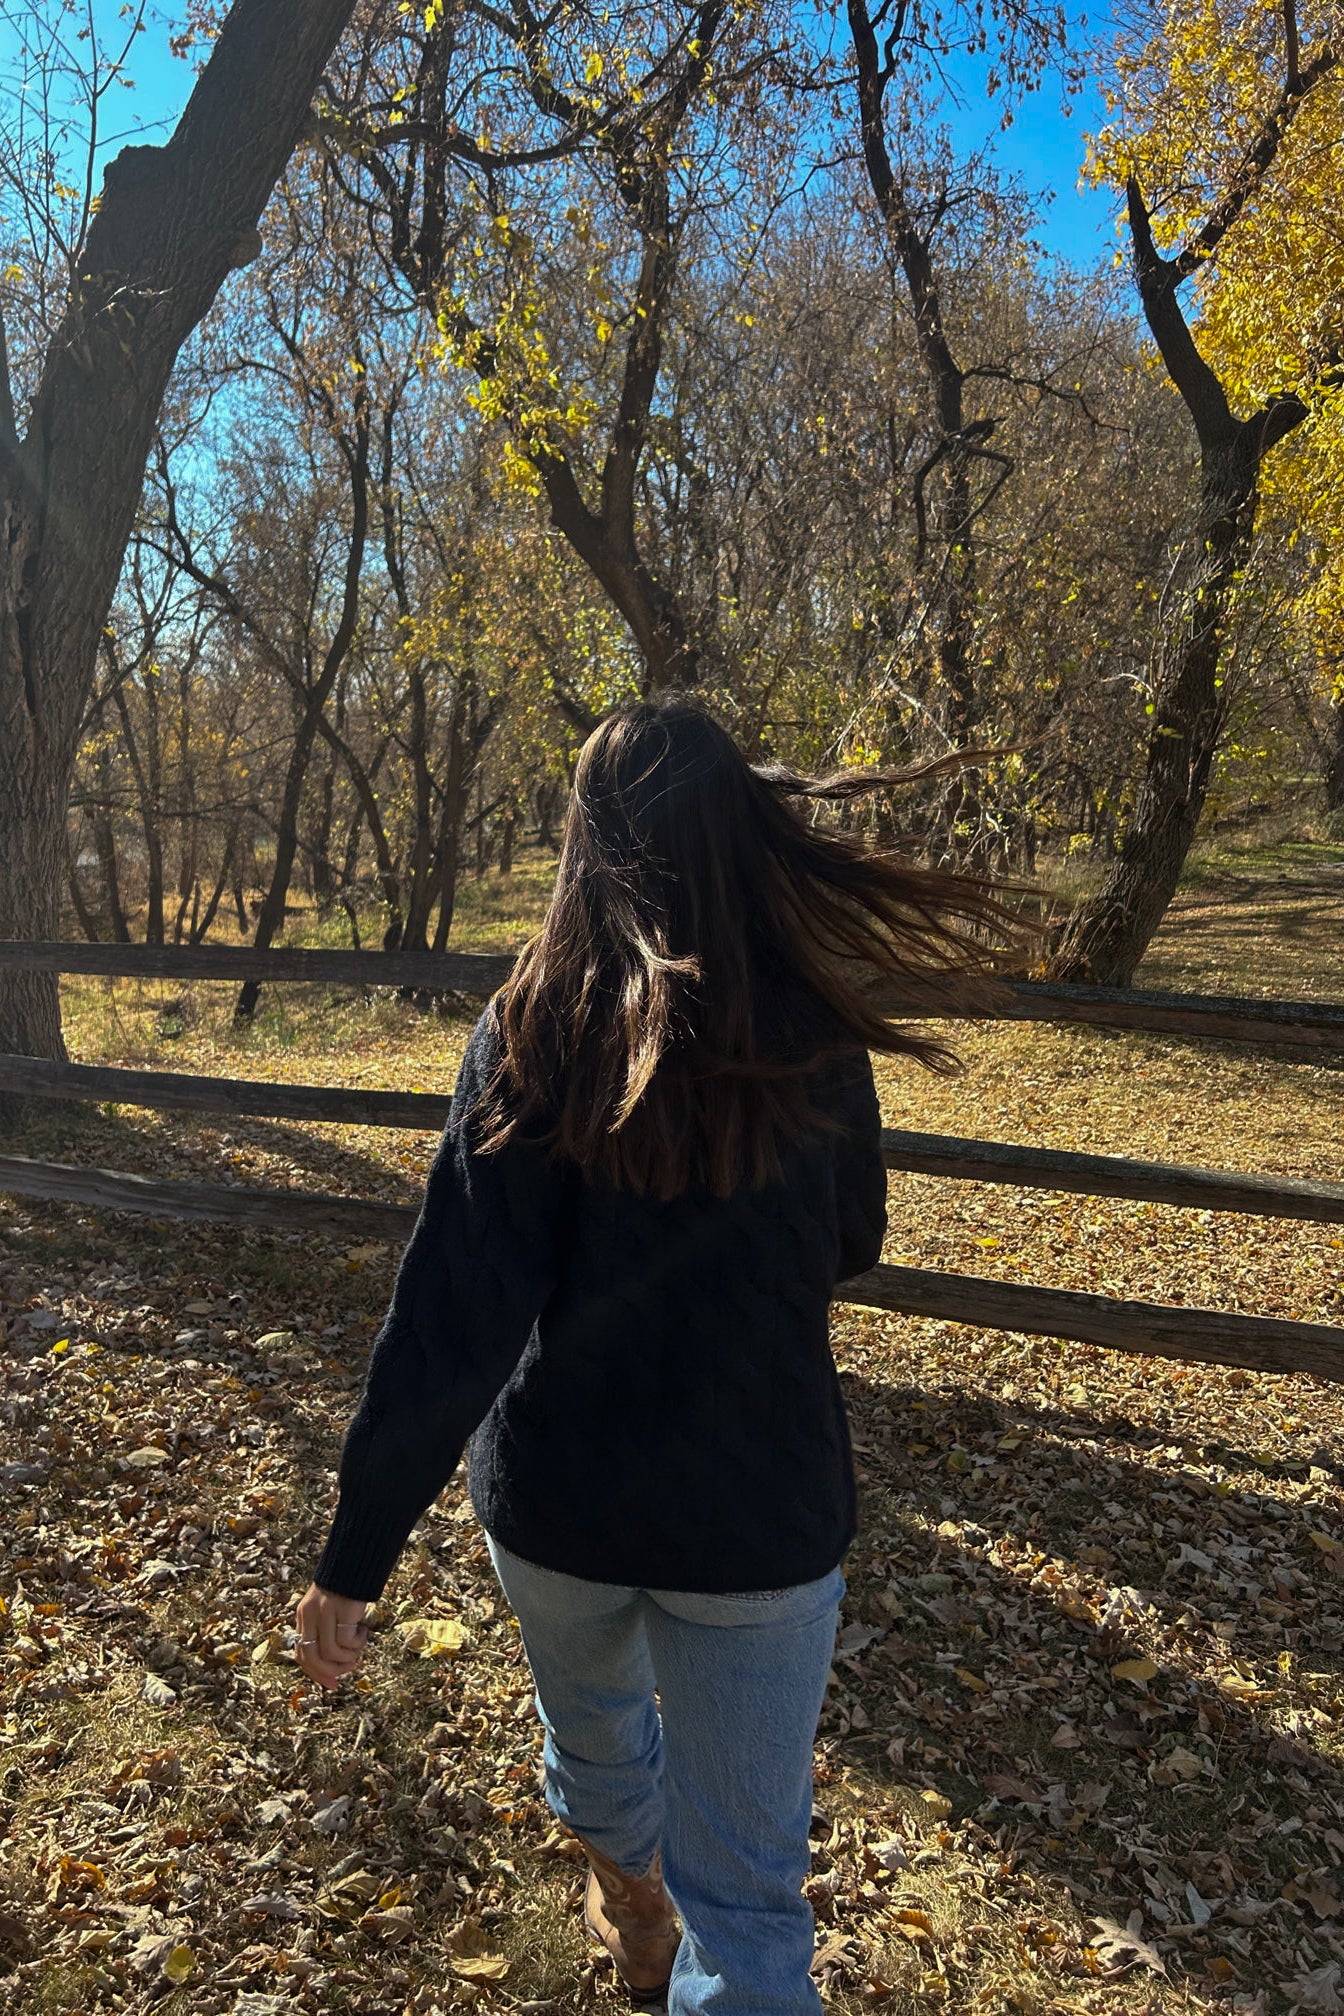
xmin=1 ymin=844 xmax=1343 ymax=2013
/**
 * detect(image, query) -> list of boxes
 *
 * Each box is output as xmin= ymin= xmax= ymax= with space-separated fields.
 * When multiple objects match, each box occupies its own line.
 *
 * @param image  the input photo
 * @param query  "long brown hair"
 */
xmin=473 ymin=694 xmax=1025 ymax=1198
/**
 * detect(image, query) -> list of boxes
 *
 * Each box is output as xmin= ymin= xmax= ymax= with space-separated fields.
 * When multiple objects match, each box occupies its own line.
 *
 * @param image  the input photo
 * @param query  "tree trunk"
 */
xmin=234 ymin=708 xmax=323 ymax=1020
xmin=310 ymin=757 xmax=339 ymax=915
xmin=1325 ymin=698 xmax=1344 ymax=814
xmin=90 ymin=741 xmax=132 ymax=942
xmin=233 ymin=384 xmax=371 ymax=1019
xmin=343 ymin=2 xmax=722 ymax=699
xmin=0 ymin=0 xmax=359 ymax=1062
xmin=430 ymin=687 xmax=474 ymax=952
xmin=535 ymin=779 xmax=561 ymax=849
xmin=92 ymin=811 xmax=131 ymax=944
xmin=0 ymin=729 xmax=70 ymax=1067
xmin=1048 ymin=165 xmax=1309 ymax=984
xmin=311 ymin=717 xmax=401 ymax=946
xmin=174 ymin=660 xmax=197 ymax=939
xmin=847 ymin=0 xmax=1002 ymax=851
xmin=111 ymin=679 xmax=166 ymax=943
xmin=1050 ymin=445 xmax=1256 ymax=982
xmin=192 ymin=821 xmax=237 ymax=946
xmin=399 ymin=667 xmax=438 ymax=955
xmin=65 ymin=830 xmax=102 ymax=944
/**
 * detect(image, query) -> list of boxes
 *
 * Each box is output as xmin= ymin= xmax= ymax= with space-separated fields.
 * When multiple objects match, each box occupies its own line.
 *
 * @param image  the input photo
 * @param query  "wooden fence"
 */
xmin=2 ymin=940 xmax=1342 ymax=1383
xmin=7 ymin=937 xmax=1344 ymax=1047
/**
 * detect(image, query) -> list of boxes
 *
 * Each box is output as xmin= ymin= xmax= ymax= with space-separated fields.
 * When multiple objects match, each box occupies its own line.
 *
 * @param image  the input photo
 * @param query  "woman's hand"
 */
xmin=294 ymin=1582 xmax=370 ymax=1691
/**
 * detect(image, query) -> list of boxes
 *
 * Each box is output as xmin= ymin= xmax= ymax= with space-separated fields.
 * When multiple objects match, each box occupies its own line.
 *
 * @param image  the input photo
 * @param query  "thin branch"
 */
xmin=1284 ymin=0 xmax=1302 ymax=93
xmin=1173 ymin=26 xmax=1336 ymax=279
xmin=363 ymin=118 xmax=580 ymax=171
xmin=0 ymin=298 xmax=19 ymax=463
xmin=1126 ymin=176 xmax=1235 ymax=450
xmin=962 ymin=362 xmax=1119 ymax=434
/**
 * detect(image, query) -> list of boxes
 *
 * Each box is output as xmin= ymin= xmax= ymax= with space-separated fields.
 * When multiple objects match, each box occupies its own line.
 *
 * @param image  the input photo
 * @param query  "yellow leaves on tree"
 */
xmin=1088 ymin=0 xmax=1344 ymax=710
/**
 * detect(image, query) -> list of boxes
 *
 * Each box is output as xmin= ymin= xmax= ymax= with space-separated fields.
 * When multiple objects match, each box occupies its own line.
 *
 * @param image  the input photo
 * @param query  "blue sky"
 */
xmin=937 ymin=51 xmax=1121 ymax=267
xmin=0 ymin=2 xmax=1119 ymax=268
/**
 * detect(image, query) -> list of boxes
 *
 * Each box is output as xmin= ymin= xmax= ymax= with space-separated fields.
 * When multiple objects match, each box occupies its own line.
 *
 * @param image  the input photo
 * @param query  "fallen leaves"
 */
xmin=1216 ymin=1667 xmax=1274 ymax=1701
xmin=316 ymin=1868 xmax=380 ymax=1918
xmin=1282 ymin=1958 xmax=1344 ymax=2012
xmin=1148 ymin=1743 xmax=1203 ymax=1783
xmin=4 ymin=890 xmax=1344 ymax=2014
xmin=0 ymin=1911 xmax=30 ymax=1959
xmin=237 ymin=1893 xmax=304 ymax=1921
xmin=888 ymin=1906 xmax=934 ymax=1941
xmin=395 ymin=1615 xmax=470 ymax=1657
xmin=360 ymin=1904 xmax=416 ymax=1941
xmin=1311 ymin=1529 xmax=1344 ymax=1578
xmin=123 ymin=1445 xmax=170 ymax=1469
xmin=309 ymin=1793 xmax=351 ymax=1836
xmin=983 ymin=1773 xmax=1040 ymax=1802
xmin=1111 ymin=1654 xmax=1160 ymax=1684
xmin=47 ymin=1856 xmax=106 ymax=1898
xmin=445 ymin=1915 xmax=511 ymax=1981
xmin=127 ymin=1930 xmax=195 ymax=1983
xmin=1089 ymin=1910 xmax=1168 ymax=1976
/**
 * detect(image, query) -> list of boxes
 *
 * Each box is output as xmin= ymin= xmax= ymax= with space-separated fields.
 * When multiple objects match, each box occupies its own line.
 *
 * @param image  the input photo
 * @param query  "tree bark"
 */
xmin=1049 ymin=18 xmax=1334 ymax=980
xmin=234 ymin=386 xmax=371 ymax=1019
xmin=65 ymin=830 xmax=102 ymax=944
xmin=333 ymin=0 xmax=723 ymax=697
xmin=0 ymin=732 xmax=75 ymax=1063
xmin=846 ymin=0 xmax=1005 ymax=848
xmin=1051 ymin=451 xmax=1256 ymax=980
xmin=430 ymin=683 xmax=475 ymax=952
xmin=1049 ymin=175 xmax=1308 ymax=984
xmin=310 ymin=756 xmax=340 ymax=916
xmin=317 ymin=717 xmax=402 ymax=946
xmin=400 ymin=665 xmax=439 ymax=955
xmin=1325 ymin=697 xmax=1344 ymax=814
xmin=0 ymin=0 xmax=359 ymax=1067
xmin=535 ymin=779 xmax=561 ymax=850
xmin=110 ymin=677 xmax=166 ymax=944
xmin=192 ymin=820 xmax=239 ymax=947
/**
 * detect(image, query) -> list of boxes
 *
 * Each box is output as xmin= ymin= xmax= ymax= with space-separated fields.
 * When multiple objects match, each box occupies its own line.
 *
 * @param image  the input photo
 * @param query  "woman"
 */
xmin=295 ymin=695 xmax=1014 ymax=2016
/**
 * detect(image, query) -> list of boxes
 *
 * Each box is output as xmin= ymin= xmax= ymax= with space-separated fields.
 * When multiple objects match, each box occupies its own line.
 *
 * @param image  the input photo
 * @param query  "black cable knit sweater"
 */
xmin=313 ymin=1006 xmax=889 ymax=1601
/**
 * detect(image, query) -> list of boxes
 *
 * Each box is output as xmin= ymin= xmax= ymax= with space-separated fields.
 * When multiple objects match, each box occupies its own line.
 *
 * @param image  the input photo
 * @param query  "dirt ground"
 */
xmin=2 ymin=839 xmax=1343 ymax=2016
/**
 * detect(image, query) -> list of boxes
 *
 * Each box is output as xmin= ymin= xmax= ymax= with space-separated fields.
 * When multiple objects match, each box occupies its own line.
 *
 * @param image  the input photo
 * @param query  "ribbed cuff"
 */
xmin=312 ymin=1495 xmax=414 ymax=1603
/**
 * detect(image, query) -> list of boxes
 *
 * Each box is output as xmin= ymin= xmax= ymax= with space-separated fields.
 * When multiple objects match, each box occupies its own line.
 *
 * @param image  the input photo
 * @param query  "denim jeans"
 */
xmin=485 ymin=1535 xmax=845 ymax=2016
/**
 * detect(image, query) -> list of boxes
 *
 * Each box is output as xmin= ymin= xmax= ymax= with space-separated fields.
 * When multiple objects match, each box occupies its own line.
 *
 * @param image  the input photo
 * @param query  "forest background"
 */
xmin=3 ymin=0 xmax=1344 ymax=1048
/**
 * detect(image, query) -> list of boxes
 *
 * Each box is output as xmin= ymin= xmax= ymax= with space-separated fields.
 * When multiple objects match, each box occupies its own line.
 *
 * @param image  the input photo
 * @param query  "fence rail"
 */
xmin=3 ymin=940 xmax=1342 ymax=1384
xmin=5 ymin=939 xmax=1344 ymax=1048
xmin=4 ymin=1051 xmax=1344 ymax=1226
xmin=0 ymin=939 xmax=514 ymax=993
xmin=0 ymin=1053 xmax=450 ymax=1130
xmin=0 ymin=1154 xmax=416 ymax=1240
xmin=2 ymin=1154 xmax=1339 ymax=1382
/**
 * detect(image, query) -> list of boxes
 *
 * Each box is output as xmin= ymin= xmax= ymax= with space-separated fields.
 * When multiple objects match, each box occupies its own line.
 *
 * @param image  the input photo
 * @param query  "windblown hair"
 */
xmin=473 ymin=694 xmax=1026 ymax=1199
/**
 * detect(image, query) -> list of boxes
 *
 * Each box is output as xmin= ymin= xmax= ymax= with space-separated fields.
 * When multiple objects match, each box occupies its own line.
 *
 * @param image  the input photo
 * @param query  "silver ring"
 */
xmin=296 ymin=1637 xmax=318 ymax=1647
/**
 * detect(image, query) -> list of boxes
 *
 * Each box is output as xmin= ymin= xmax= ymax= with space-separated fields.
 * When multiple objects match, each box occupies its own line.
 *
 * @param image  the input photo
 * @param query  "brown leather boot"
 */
xmin=570 ymin=1833 xmax=681 ymax=1996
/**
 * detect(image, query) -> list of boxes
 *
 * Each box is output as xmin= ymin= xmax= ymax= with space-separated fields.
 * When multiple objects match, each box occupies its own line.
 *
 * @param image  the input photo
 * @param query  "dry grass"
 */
xmin=2 ymin=839 xmax=1344 ymax=2015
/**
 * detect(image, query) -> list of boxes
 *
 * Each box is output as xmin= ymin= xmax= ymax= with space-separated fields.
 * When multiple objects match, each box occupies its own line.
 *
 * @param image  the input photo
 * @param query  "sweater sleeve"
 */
xmin=831 ymin=1050 xmax=888 ymax=1281
xmin=312 ymin=1007 xmax=569 ymax=1602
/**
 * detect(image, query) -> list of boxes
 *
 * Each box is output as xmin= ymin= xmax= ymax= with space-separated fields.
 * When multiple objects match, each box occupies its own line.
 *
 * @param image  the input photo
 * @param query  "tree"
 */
xmin=153 ymin=161 xmax=389 ymax=1019
xmin=0 ymin=0 xmax=359 ymax=1066
xmin=1048 ymin=0 xmax=1338 ymax=982
xmin=318 ymin=0 xmax=773 ymax=698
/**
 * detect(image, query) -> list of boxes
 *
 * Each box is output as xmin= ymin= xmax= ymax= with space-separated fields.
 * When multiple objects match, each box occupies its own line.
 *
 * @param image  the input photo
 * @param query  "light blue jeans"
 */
xmin=485 ymin=1536 xmax=845 ymax=2016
